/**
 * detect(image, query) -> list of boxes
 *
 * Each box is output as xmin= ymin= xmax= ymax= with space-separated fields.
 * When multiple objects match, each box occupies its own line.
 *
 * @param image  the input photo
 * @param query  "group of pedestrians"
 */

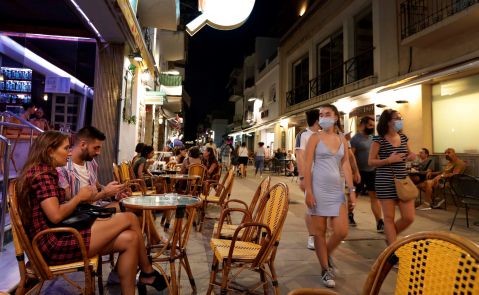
xmin=295 ymin=105 xmax=416 ymax=288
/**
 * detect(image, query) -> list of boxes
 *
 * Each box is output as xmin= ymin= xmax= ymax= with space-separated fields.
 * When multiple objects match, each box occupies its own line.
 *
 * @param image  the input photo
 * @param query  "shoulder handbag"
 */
xmin=389 ymin=165 xmax=419 ymax=201
xmin=59 ymin=203 xmax=116 ymax=230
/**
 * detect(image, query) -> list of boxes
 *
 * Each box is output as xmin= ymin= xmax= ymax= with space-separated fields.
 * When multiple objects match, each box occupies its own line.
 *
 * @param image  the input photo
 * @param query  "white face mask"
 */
xmin=319 ymin=117 xmax=335 ymax=130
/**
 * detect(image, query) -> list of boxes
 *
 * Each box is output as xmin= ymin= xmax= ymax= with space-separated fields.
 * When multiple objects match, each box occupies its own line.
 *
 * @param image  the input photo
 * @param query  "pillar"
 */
xmin=92 ymin=43 xmax=124 ymax=184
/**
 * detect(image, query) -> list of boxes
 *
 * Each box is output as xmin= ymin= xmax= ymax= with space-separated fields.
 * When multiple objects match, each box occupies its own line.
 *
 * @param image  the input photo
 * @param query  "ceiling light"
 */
xmin=248 ymin=97 xmax=256 ymax=101
xmin=376 ymin=104 xmax=387 ymax=108
xmin=395 ymin=100 xmax=409 ymax=104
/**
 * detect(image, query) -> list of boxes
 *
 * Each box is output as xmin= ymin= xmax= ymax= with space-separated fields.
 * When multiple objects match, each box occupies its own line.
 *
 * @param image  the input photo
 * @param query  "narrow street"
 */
xmin=30 ymin=167 xmax=479 ymax=295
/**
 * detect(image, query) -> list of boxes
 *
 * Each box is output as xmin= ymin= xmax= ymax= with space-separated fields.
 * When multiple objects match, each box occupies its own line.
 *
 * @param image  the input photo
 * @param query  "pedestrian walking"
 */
xmin=350 ymin=116 xmax=384 ymax=232
xmin=303 ymin=104 xmax=356 ymax=288
xmin=368 ymin=109 xmax=415 ymax=245
xmin=238 ymin=142 xmax=249 ymax=177
xmin=294 ymin=109 xmax=320 ymax=251
xmin=254 ymin=142 xmax=266 ymax=176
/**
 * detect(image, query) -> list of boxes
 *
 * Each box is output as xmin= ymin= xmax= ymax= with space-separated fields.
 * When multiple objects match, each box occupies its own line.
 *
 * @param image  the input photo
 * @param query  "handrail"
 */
xmin=0 ymin=134 xmax=11 ymax=252
xmin=0 ymin=111 xmax=44 ymax=146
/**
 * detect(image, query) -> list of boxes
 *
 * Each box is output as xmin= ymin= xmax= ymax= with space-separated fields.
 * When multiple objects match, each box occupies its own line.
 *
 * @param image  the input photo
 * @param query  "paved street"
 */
xmin=36 ymin=167 xmax=479 ymax=294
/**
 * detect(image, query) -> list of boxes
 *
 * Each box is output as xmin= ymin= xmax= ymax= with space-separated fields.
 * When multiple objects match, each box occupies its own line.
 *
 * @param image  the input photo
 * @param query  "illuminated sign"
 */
xmin=186 ymin=0 xmax=256 ymax=36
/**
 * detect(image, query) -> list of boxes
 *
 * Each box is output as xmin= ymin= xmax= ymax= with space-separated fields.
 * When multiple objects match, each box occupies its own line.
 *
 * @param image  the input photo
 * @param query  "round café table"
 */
xmin=150 ymin=169 xmax=178 ymax=176
xmin=121 ymin=194 xmax=202 ymax=295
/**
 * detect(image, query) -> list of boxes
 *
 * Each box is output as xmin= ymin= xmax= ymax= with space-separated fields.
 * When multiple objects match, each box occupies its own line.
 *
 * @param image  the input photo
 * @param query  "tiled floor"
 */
xmin=1 ymin=168 xmax=478 ymax=294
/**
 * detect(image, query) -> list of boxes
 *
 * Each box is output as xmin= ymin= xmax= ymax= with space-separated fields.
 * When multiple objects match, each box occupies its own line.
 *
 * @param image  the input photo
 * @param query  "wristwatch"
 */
xmin=348 ymin=187 xmax=356 ymax=193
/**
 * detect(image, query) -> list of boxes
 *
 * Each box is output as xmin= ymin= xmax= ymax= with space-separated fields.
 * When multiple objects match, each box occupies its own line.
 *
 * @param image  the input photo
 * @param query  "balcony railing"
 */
xmin=400 ymin=0 xmax=479 ymax=39
xmin=287 ymin=47 xmax=374 ymax=107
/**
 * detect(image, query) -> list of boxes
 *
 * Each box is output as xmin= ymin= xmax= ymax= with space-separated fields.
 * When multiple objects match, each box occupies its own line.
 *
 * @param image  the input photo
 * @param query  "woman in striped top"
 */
xmin=368 ymin=109 xmax=416 ymax=245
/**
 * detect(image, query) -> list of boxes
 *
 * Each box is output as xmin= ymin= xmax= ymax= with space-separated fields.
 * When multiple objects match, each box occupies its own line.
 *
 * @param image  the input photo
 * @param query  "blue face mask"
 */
xmin=319 ymin=117 xmax=335 ymax=130
xmin=394 ymin=120 xmax=404 ymax=132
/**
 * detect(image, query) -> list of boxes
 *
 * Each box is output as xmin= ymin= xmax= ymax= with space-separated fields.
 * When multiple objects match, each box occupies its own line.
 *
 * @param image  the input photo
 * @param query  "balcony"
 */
xmin=287 ymin=48 xmax=374 ymax=107
xmin=400 ymin=0 xmax=479 ymax=46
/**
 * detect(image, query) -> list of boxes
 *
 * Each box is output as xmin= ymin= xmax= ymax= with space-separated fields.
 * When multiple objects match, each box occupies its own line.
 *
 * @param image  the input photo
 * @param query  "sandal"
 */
xmin=137 ymin=269 xmax=168 ymax=294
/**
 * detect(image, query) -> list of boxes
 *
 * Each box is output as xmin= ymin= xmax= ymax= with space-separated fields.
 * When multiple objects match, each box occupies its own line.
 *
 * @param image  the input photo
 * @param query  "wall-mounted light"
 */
xmin=0 ymin=74 xmax=4 ymax=81
xmin=376 ymin=104 xmax=387 ymax=108
xmin=158 ymin=116 xmax=163 ymax=124
xmin=131 ymin=52 xmax=142 ymax=62
xmin=43 ymin=94 xmax=48 ymax=101
xmin=248 ymin=97 xmax=256 ymax=102
xmin=395 ymin=100 xmax=409 ymax=104
xmin=299 ymin=3 xmax=307 ymax=16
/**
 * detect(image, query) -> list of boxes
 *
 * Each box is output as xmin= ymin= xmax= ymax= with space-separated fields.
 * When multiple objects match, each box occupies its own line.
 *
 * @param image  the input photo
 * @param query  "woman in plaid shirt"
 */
xmin=16 ymin=131 xmax=166 ymax=295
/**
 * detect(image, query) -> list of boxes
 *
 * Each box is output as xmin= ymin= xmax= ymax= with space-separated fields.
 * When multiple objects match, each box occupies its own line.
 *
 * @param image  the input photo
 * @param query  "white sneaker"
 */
xmin=307 ymin=236 xmax=315 ymax=250
xmin=321 ymin=268 xmax=336 ymax=288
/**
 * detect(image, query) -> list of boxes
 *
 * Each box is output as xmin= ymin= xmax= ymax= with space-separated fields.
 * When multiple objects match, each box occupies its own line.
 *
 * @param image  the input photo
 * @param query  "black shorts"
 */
xmin=360 ymin=170 xmax=376 ymax=192
xmin=238 ymin=157 xmax=248 ymax=165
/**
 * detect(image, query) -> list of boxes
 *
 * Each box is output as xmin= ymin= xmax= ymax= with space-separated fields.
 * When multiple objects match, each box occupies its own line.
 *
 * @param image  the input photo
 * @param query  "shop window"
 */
xmin=432 ymin=74 xmax=479 ymax=154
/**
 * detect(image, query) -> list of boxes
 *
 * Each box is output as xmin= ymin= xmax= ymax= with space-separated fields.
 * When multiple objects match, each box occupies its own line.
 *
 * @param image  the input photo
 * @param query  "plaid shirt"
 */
xmin=57 ymin=158 xmax=98 ymax=199
xmin=29 ymin=164 xmax=91 ymax=265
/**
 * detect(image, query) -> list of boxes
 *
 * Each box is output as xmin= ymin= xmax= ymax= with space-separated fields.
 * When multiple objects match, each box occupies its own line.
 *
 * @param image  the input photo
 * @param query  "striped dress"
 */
xmin=373 ymin=134 xmax=408 ymax=200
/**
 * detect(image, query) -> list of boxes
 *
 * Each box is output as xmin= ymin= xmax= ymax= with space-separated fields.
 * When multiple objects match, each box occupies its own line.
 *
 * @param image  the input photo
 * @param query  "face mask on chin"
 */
xmin=364 ymin=127 xmax=374 ymax=135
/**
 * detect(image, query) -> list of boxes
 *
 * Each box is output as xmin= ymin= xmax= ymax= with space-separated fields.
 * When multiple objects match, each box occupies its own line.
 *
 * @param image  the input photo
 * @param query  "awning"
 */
xmin=160 ymin=73 xmax=182 ymax=86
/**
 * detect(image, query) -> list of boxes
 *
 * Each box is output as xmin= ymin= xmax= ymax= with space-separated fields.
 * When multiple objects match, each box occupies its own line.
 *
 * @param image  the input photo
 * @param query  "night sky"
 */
xmin=184 ymin=0 xmax=293 ymax=140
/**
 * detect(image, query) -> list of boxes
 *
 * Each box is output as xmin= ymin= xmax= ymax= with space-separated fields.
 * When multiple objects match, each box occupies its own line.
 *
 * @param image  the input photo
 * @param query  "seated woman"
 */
xmin=16 ymin=131 xmax=166 ymax=295
xmin=180 ymin=146 xmax=202 ymax=174
xmin=131 ymin=142 xmax=145 ymax=165
xmin=132 ymin=145 xmax=155 ymax=179
xmin=202 ymin=147 xmax=219 ymax=180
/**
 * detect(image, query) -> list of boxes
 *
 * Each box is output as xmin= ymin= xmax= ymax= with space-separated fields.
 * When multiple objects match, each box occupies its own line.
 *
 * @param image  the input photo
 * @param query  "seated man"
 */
xmin=411 ymin=148 xmax=435 ymax=184
xmin=416 ymin=148 xmax=465 ymax=210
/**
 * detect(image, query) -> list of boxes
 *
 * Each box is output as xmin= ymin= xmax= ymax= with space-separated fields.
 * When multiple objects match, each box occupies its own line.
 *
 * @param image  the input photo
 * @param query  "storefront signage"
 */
xmin=349 ymin=104 xmax=374 ymax=118
xmin=144 ymin=91 xmax=167 ymax=105
xmin=186 ymin=0 xmax=256 ymax=36
xmin=44 ymin=76 xmax=71 ymax=94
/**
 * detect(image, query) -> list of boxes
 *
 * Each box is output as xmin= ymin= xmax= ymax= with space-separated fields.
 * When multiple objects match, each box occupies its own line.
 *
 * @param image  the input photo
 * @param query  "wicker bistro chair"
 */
xmin=187 ymin=163 xmax=207 ymax=196
xmin=207 ymin=182 xmax=289 ymax=295
xmin=8 ymin=181 xmax=101 ymax=295
xmin=213 ymin=176 xmax=271 ymax=239
xmin=119 ymin=161 xmax=156 ymax=195
xmin=449 ymin=174 xmax=479 ymax=230
xmin=363 ymin=231 xmax=479 ymax=295
xmin=113 ymin=162 xmax=143 ymax=197
xmin=198 ymin=168 xmax=235 ymax=232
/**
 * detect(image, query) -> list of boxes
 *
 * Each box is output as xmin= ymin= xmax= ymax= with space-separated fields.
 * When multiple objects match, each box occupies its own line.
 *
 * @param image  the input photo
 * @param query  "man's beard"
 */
xmin=81 ymin=148 xmax=95 ymax=161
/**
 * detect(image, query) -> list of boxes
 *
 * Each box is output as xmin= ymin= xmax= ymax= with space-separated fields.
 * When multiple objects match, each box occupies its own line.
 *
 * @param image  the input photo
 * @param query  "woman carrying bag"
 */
xmin=368 ymin=109 xmax=416 ymax=245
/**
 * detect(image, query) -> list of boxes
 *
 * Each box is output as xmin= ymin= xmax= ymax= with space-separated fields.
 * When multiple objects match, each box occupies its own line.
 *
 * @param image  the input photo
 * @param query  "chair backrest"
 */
xmin=188 ymin=163 xmax=206 ymax=182
xmin=450 ymin=174 xmax=479 ymax=200
xmin=363 ymin=231 xmax=479 ymax=294
xmin=120 ymin=162 xmax=132 ymax=182
xmin=8 ymin=181 xmax=50 ymax=279
xmin=112 ymin=163 xmax=121 ymax=183
xmin=250 ymin=176 xmax=271 ymax=221
xmin=166 ymin=162 xmax=176 ymax=170
xmin=250 ymin=182 xmax=289 ymax=267
xmin=219 ymin=168 xmax=235 ymax=203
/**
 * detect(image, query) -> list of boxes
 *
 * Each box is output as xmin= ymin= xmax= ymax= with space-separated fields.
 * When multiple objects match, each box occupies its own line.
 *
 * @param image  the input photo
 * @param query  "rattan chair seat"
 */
xmin=211 ymin=238 xmax=261 ymax=261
